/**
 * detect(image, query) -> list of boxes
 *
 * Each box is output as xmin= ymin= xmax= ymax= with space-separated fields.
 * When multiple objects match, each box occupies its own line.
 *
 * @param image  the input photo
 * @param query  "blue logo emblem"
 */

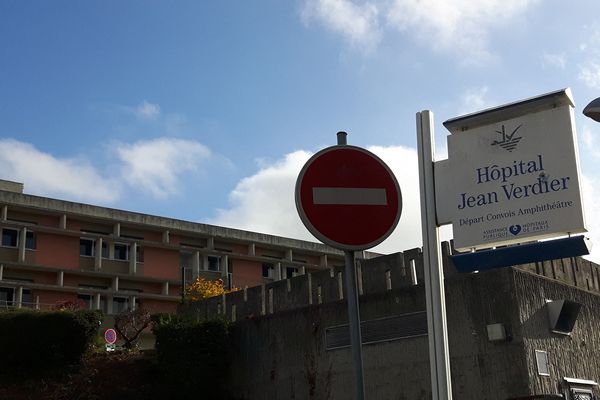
xmin=509 ymin=225 xmax=522 ymax=235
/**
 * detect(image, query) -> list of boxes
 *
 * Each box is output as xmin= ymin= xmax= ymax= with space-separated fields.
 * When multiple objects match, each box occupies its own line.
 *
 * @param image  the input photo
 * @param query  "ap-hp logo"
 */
xmin=492 ymin=124 xmax=523 ymax=152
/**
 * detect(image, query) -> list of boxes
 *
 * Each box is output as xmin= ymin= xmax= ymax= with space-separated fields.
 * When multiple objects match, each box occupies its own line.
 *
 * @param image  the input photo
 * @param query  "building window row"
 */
xmin=79 ymin=238 xmax=144 ymax=262
xmin=77 ymin=293 xmax=140 ymax=314
xmin=1 ymin=228 xmax=36 ymax=249
xmin=0 ymin=286 xmax=33 ymax=308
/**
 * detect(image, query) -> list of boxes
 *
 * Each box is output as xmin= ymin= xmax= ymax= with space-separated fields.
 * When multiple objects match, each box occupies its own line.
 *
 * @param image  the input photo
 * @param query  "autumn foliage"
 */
xmin=184 ymin=277 xmax=238 ymax=301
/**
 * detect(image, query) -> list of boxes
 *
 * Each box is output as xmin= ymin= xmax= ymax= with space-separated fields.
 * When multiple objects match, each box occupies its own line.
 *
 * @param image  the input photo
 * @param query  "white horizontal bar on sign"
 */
xmin=312 ymin=187 xmax=387 ymax=205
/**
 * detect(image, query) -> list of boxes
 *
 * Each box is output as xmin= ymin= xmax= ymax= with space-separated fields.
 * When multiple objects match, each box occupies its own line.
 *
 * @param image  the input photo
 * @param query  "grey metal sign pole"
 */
xmin=416 ymin=111 xmax=453 ymax=399
xmin=345 ymin=250 xmax=366 ymax=400
xmin=337 ymin=131 xmax=366 ymax=400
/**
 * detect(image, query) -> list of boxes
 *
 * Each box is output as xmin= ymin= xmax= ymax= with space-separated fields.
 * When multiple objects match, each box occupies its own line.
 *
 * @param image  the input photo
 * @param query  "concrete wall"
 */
xmin=513 ymin=269 xmax=600 ymax=398
xmin=181 ymin=247 xmax=600 ymax=400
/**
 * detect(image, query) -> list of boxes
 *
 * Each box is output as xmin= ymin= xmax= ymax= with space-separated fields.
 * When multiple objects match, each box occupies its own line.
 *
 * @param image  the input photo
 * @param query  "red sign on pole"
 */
xmin=295 ymin=145 xmax=402 ymax=251
xmin=104 ymin=328 xmax=117 ymax=345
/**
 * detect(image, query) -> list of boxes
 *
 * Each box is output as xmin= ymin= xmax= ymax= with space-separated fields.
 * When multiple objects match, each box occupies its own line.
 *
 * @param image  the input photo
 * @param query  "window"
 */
xmin=262 ymin=263 xmax=275 ymax=278
xmin=183 ymin=267 xmax=193 ymax=285
xmin=114 ymin=243 xmax=129 ymax=260
xmin=286 ymin=267 xmax=299 ymax=278
xmin=180 ymin=252 xmax=194 ymax=285
xmin=136 ymin=246 xmax=144 ymax=263
xmin=208 ymin=256 xmax=220 ymax=272
xmin=80 ymin=238 xmax=108 ymax=258
xmin=1 ymin=229 xmax=35 ymax=249
xmin=535 ymin=350 xmax=550 ymax=376
xmin=80 ymin=239 xmax=95 ymax=257
xmin=80 ymin=294 xmax=107 ymax=313
xmin=0 ymin=287 xmax=14 ymax=307
xmin=24 ymin=232 xmax=36 ymax=249
xmin=572 ymin=391 xmax=592 ymax=400
xmin=77 ymin=294 xmax=94 ymax=310
xmin=226 ymin=273 xmax=233 ymax=290
xmin=180 ymin=252 xmax=193 ymax=268
xmin=21 ymin=289 xmax=32 ymax=307
xmin=113 ymin=297 xmax=129 ymax=314
xmin=2 ymin=229 xmax=18 ymax=247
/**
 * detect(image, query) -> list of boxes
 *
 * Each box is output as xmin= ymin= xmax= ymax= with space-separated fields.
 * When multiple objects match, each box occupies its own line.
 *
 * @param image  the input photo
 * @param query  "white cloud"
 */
xmin=117 ymin=137 xmax=211 ymax=199
xmin=300 ymin=0 xmax=540 ymax=64
xmin=542 ymin=52 xmax=566 ymax=69
xmin=0 ymin=139 xmax=118 ymax=203
xmin=386 ymin=0 xmax=539 ymax=65
xmin=459 ymin=86 xmax=490 ymax=115
xmin=301 ymin=0 xmax=382 ymax=53
xmin=578 ymin=62 xmax=600 ymax=89
xmin=211 ymin=146 xmax=425 ymax=254
xmin=210 ymin=150 xmax=315 ymax=240
xmin=133 ymin=101 xmax=161 ymax=120
xmin=367 ymin=145 xmax=423 ymax=253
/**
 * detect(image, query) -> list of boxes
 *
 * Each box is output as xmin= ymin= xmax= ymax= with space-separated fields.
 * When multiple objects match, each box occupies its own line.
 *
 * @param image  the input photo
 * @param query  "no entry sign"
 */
xmin=104 ymin=328 xmax=117 ymax=345
xmin=295 ymin=145 xmax=402 ymax=250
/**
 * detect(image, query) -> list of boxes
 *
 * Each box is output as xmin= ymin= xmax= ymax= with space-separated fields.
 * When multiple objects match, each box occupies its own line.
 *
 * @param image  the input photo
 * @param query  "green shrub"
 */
xmin=152 ymin=315 xmax=232 ymax=400
xmin=0 ymin=309 xmax=102 ymax=379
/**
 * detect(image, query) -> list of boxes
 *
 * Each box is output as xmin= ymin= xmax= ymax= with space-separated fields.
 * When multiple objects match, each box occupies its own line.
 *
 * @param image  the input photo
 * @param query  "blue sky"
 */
xmin=2 ymin=0 xmax=600 ymax=261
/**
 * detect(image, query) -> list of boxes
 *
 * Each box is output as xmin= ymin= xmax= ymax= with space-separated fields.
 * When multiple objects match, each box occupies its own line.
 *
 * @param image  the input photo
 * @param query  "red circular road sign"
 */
xmin=104 ymin=328 xmax=117 ymax=345
xmin=295 ymin=145 xmax=402 ymax=251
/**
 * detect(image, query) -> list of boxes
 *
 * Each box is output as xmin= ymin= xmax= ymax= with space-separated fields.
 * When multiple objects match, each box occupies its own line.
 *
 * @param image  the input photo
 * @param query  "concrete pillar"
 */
xmin=221 ymin=255 xmax=229 ymax=281
xmin=57 ymin=271 xmax=64 ymax=287
xmin=300 ymin=266 xmax=306 ymax=275
xmin=35 ymin=296 xmax=40 ymax=310
xmin=276 ymin=262 xmax=282 ymax=280
xmin=18 ymin=227 xmax=26 ymax=263
xmin=15 ymin=286 xmax=23 ymax=308
xmin=207 ymin=237 xmax=214 ymax=249
xmin=94 ymin=293 xmax=101 ymax=310
xmin=113 ymin=223 xmax=120 ymax=237
xmin=1 ymin=205 xmax=7 ymax=221
xmin=108 ymin=240 xmax=115 ymax=259
xmin=129 ymin=242 xmax=137 ymax=275
xmin=320 ymin=255 xmax=328 ymax=268
xmin=193 ymin=251 xmax=201 ymax=278
xmin=162 ymin=281 xmax=170 ymax=296
xmin=112 ymin=276 xmax=119 ymax=292
xmin=308 ymin=273 xmax=313 ymax=305
xmin=248 ymin=243 xmax=256 ymax=256
xmin=107 ymin=295 xmax=113 ymax=315
xmin=162 ymin=230 xmax=170 ymax=244
xmin=260 ymin=285 xmax=266 ymax=316
xmin=95 ymin=237 xmax=103 ymax=271
xmin=59 ymin=214 xmax=67 ymax=229
xmin=203 ymin=254 xmax=209 ymax=271
xmin=0 ymin=264 xmax=3 ymax=280
xmin=285 ymin=249 xmax=293 ymax=261
xmin=131 ymin=296 xmax=137 ymax=311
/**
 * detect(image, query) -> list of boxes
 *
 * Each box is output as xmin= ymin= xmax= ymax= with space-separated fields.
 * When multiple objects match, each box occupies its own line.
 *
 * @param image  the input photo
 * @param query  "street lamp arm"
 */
xmin=583 ymin=97 xmax=600 ymax=122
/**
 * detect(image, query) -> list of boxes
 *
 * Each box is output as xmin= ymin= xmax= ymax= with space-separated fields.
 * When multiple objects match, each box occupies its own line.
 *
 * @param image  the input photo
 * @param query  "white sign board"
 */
xmin=435 ymin=89 xmax=586 ymax=251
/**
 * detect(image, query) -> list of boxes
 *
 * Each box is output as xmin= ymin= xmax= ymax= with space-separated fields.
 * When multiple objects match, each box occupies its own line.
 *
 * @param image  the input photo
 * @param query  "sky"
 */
xmin=2 ymin=0 xmax=600 ymax=262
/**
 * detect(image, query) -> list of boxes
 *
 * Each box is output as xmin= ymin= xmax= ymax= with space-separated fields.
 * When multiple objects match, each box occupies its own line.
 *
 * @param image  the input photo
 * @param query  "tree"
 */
xmin=185 ymin=278 xmax=238 ymax=302
xmin=113 ymin=307 xmax=151 ymax=349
